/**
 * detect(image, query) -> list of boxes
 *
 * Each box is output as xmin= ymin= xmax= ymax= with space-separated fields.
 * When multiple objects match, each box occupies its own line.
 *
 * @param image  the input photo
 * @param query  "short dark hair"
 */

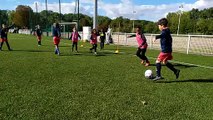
xmin=157 ymin=18 xmax=168 ymax=27
xmin=136 ymin=26 xmax=141 ymax=30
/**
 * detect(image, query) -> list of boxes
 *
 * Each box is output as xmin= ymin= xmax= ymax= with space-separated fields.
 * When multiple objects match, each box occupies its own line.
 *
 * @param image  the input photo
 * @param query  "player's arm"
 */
xmin=155 ymin=34 xmax=162 ymax=40
xmin=154 ymin=31 xmax=165 ymax=42
xmin=57 ymin=29 xmax=61 ymax=37
xmin=78 ymin=33 xmax=81 ymax=39
xmin=140 ymin=33 xmax=147 ymax=46
xmin=90 ymin=35 xmax=93 ymax=40
xmin=96 ymin=32 xmax=100 ymax=36
xmin=8 ymin=23 xmax=15 ymax=29
xmin=69 ymin=34 xmax=72 ymax=40
xmin=127 ymin=34 xmax=136 ymax=38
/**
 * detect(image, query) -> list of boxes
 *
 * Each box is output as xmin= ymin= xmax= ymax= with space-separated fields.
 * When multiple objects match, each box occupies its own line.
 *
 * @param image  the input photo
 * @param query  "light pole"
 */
xmin=59 ymin=0 xmax=61 ymax=22
xmin=77 ymin=0 xmax=79 ymax=31
xmin=177 ymin=4 xmax=183 ymax=35
xmin=132 ymin=10 xmax=136 ymax=33
xmin=45 ymin=0 xmax=48 ymax=34
xmin=93 ymin=0 xmax=98 ymax=29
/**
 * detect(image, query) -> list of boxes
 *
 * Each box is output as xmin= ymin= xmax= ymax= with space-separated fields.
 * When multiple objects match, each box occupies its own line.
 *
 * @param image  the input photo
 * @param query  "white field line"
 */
xmin=148 ymin=57 xmax=213 ymax=70
xmin=46 ymin=39 xmax=213 ymax=70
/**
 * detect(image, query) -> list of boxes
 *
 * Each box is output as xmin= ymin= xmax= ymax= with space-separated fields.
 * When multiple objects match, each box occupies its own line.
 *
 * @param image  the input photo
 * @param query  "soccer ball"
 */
xmin=145 ymin=69 xmax=153 ymax=79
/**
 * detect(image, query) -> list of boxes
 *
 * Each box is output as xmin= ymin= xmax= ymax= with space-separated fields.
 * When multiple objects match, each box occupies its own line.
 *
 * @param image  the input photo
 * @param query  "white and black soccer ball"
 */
xmin=145 ymin=69 xmax=153 ymax=79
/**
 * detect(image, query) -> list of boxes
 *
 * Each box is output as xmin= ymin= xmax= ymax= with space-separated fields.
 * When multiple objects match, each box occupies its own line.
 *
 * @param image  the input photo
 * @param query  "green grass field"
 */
xmin=0 ymin=34 xmax=213 ymax=119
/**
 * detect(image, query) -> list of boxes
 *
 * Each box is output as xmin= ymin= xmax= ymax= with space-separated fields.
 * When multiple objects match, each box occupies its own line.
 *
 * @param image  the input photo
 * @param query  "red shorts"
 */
xmin=1 ymin=38 xmax=8 ymax=42
xmin=37 ymin=36 xmax=42 ymax=41
xmin=157 ymin=52 xmax=173 ymax=62
xmin=53 ymin=37 xmax=60 ymax=45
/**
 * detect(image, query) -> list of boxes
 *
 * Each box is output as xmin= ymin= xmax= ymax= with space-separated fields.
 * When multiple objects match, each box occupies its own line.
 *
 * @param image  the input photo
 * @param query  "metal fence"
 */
xmin=17 ymin=29 xmax=213 ymax=56
xmin=112 ymin=32 xmax=213 ymax=56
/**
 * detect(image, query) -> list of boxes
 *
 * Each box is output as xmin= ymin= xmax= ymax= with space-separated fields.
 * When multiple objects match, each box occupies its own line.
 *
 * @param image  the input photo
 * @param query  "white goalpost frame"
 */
xmin=59 ymin=22 xmax=78 ymax=39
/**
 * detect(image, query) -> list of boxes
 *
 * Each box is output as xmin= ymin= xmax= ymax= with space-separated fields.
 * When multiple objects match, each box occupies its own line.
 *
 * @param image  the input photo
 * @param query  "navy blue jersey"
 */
xmin=52 ymin=27 xmax=61 ymax=37
xmin=1 ymin=28 xmax=8 ymax=39
xmin=36 ymin=29 xmax=42 ymax=36
xmin=0 ymin=24 xmax=14 ymax=39
xmin=155 ymin=28 xmax=172 ymax=53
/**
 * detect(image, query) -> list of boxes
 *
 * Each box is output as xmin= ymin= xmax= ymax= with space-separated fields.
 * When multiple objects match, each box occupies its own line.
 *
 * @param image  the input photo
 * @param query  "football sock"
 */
xmin=166 ymin=62 xmax=177 ymax=73
xmin=156 ymin=63 xmax=161 ymax=77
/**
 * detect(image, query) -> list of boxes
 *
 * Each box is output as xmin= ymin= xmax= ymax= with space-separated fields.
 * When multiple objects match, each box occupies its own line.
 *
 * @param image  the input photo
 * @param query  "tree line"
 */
xmin=0 ymin=5 xmax=212 ymax=34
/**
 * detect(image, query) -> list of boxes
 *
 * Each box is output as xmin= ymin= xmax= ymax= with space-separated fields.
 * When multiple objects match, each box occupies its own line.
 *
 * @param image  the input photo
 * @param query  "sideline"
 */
xmin=49 ymin=39 xmax=213 ymax=70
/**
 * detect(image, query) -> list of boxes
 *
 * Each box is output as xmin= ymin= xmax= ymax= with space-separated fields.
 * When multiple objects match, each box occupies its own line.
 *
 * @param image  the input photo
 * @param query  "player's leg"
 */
xmin=165 ymin=62 xmax=180 ymax=79
xmin=55 ymin=44 xmax=60 ymax=55
xmin=94 ymin=44 xmax=97 ymax=54
xmin=1 ymin=41 xmax=4 ymax=49
xmin=153 ymin=53 xmax=164 ymax=80
xmin=5 ymin=41 xmax=12 ymax=50
xmin=162 ymin=53 xmax=180 ymax=79
xmin=100 ymin=40 xmax=104 ymax=49
xmin=72 ymin=42 xmax=74 ymax=52
xmin=102 ymin=40 xmax=105 ymax=49
xmin=136 ymin=48 xmax=144 ymax=64
xmin=54 ymin=37 xmax=60 ymax=55
xmin=38 ymin=36 xmax=41 ymax=46
xmin=75 ymin=42 xmax=78 ymax=52
xmin=141 ymin=48 xmax=150 ymax=66
xmin=90 ymin=44 xmax=94 ymax=52
xmin=0 ymin=42 xmax=1 ymax=50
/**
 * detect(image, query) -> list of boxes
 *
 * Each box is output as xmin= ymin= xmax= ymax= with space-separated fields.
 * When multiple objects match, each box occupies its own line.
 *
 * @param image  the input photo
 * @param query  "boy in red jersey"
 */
xmin=90 ymin=29 xmax=99 ymax=55
xmin=128 ymin=26 xmax=150 ymax=66
xmin=153 ymin=18 xmax=180 ymax=80
xmin=69 ymin=27 xmax=81 ymax=52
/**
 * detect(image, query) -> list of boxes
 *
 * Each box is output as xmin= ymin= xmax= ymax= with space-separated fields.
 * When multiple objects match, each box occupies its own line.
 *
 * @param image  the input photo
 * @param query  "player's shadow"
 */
xmin=147 ymin=63 xmax=197 ymax=68
xmin=12 ymin=49 xmax=52 ymax=53
xmin=155 ymin=79 xmax=213 ymax=83
xmin=173 ymin=63 xmax=197 ymax=68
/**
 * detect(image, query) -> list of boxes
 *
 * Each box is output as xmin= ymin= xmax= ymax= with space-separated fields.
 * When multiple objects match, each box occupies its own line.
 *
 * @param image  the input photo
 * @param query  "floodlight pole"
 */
xmin=177 ymin=4 xmax=183 ymax=35
xmin=59 ymin=0 xmax=62 ymax=22
xmin=77 ymin=0 xmax=79 ymax=31
xmin=93 ymin=0 xmax=98 ymax=29
xmin=132 ymin=11 xmax=136 ymax=33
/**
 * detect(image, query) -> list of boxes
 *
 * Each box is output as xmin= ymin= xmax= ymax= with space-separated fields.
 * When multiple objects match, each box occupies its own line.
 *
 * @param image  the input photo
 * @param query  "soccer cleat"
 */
xmin=152 ymin=76 xmax=164 ymax=81
xmin=9 ymin=48 xmax=13 ymax=51
xmin=94 ymin=52 xmax=97 ymax=55
xmin=175 ymin=69 xmax=180 ymax=79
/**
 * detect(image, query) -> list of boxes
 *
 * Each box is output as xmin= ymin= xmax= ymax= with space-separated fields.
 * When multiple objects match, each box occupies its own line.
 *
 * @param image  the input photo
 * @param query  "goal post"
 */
xmin=59 ymin=22 xmax=78 ymax=39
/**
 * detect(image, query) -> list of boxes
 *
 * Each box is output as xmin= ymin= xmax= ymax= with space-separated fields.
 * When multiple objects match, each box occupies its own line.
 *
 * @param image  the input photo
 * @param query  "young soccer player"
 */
xmin=35 ymin=25 xmax=42 ymax=46
xmin=153 ymin=18 xmax=180 ymax=80
xmin=90 ymin=29 xmax=99 ymax=55
xmin=52 ymin=23 xmax=61 ymax=55
xmin=69 ymin=27 xmax=81 ymax=52
xmin=128 ymin=26 xmax=150 ymax=66
xmin=0 ymin=24 xmax=13 ymax=51
xmin=99 ymin=29 xmax=106 ymax=50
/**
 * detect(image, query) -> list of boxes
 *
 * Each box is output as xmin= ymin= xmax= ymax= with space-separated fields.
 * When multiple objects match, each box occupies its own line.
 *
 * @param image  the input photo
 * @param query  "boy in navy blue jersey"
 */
xmin=153 ymin=18 xmax=180 ymax=80
xmin=52 ymin=23 xmax=61 ymax=55
xmin=35 ymin=25 xmax=42 ymax=46
xmin=0 ymin=24 xmax=13 ymax=51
